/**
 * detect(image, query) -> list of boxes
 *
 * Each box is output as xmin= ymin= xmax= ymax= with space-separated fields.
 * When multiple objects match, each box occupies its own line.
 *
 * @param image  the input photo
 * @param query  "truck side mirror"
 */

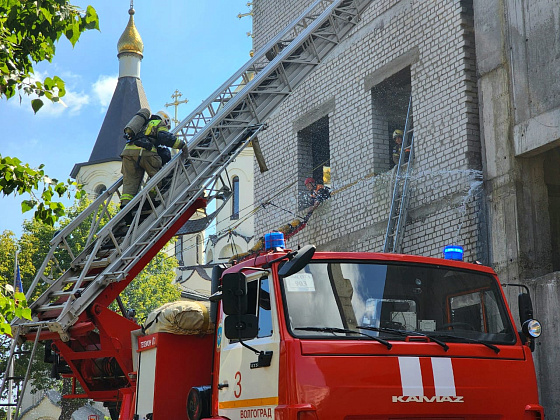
xmin=210 ymin=264 xmax=228 ymax=324
xmin=518 ymin=292 xmax=534 ymax=324
xmin=278 ymin=245 xmax=316 ymax=277
xmin=222 ymin=272 xmax=248 ymax=315
xmin=224 ymin=314 xmax=258 ymax=339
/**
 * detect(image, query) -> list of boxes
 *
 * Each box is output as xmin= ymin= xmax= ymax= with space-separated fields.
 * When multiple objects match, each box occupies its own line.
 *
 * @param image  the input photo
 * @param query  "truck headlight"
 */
xmin=522 ymin=319 xmax=542 ymax=338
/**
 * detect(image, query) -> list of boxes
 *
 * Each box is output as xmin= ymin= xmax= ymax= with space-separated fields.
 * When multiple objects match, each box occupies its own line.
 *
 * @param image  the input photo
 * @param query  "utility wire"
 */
xmin=167 ymin=159 xmax=371 ymax=259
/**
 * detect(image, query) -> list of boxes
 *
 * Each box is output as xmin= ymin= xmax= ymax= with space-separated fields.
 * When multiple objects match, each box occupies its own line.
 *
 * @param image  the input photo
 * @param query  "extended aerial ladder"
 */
xmin=3 ymin=0 xmax=374 ymax=415
xmin=383 ymin=95 xmax=415 ymax=253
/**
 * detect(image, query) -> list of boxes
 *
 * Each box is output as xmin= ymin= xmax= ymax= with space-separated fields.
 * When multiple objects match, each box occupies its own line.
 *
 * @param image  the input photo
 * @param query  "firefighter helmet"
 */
xmin=304 ymin=177 xmax=316 ymax=186
xmin=393 ymin=129 xmax=404 ymax=139
xmin=155 ymin=110 xmax=171 ymax=129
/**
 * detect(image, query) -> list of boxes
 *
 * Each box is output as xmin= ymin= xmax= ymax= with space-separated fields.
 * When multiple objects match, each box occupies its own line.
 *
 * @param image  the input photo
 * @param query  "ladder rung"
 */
xmin=78 ymin=258 xmax=110 ymax=269
xmin=11 ymin=321 xmax=53 ymax=331
xmin=62 ymin=275 xmax=96 ymax=284
xmin=36 ymin=304 xmax=66 ymax=312
xmin=51 ymin=289 xmax=84 ymax=298
xmin=5 ymin=376 xmax=24 ymax=381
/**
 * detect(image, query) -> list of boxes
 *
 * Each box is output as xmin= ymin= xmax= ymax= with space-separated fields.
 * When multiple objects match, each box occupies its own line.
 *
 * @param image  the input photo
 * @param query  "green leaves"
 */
xmin=0 ymin=287 xmax=31 ymax=335
xmin=64 ymin=18 xmax=80 ymax=46
xmin=0 ymin=155 xmax=39 ymax=195
xmin=0 ymin=154 xmax=83 ymax=226
xmin=0 ymin=231 xmax=60 ymax=396
xmin=31 ymin=98 xmax=43 ymax=113
xmin=117 ymin=252 xmax=182 ymax=323
xmin=84 ymin=5 xmax=99 ymax=30
xmin=40 ymin=7 xmax=53 ymax=24
xmin=0 ymin=1 xmax=100 ymax=112
xmin=21 ymin=199 xmax=36 ymax=213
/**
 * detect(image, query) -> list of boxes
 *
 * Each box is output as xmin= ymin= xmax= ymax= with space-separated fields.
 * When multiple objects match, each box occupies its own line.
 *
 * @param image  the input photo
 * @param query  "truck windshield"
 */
xmin=281 ymin=261 xmax=516 ymax=345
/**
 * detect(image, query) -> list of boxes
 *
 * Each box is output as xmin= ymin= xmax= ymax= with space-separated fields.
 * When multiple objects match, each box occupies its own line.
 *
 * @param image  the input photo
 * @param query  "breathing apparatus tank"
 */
xmin=124 ymin=108 xmax=151 ymax=140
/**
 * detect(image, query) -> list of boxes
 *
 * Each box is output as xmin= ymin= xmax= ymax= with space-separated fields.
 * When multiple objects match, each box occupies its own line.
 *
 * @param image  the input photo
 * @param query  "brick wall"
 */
xmin=252 ymin=0 xmax=483 ymax=261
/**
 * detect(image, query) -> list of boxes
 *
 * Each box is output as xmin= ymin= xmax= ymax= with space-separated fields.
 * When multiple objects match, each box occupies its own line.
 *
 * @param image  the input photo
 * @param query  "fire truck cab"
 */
xmin=184 ymin=239 xmax=543 ymax=420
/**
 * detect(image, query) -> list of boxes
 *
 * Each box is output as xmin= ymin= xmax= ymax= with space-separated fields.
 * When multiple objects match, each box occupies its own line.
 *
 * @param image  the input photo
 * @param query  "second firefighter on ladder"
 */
xmin=120 ymin=110 xmax=188 ymax=208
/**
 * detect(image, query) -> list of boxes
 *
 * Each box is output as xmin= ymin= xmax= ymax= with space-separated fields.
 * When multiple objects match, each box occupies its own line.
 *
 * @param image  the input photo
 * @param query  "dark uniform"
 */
xmin=392 ymin=142 xmax=410 ymax=166
xmin=392 ymin=143 xmax=402 ymax=166
xmin=120 ymin=117 xmax=186 ymax=207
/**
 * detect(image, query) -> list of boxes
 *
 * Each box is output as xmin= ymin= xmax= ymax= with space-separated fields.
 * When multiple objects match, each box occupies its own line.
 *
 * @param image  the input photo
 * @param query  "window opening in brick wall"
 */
xmin=371 ymin=67 xmax=412 ymax=172
xmin=297 ymin=116 xmax=330 ymax=210
xmin=544 ymin=148 xmax=560 ymax=271
xmin=231 ymin=176 xmax=240 ymax=220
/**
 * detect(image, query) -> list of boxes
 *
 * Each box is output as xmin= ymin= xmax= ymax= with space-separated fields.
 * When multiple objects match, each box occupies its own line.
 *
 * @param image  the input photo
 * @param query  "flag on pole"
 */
xmin=15 ymin=263 xmax=23 ymax=294
xmin=13 ymin=252 xmax=24 ymax=295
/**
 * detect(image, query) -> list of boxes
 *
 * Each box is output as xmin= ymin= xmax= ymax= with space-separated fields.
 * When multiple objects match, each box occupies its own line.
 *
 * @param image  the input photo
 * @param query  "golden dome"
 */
xmin=117 ymin=8 xmax=144 ymax=56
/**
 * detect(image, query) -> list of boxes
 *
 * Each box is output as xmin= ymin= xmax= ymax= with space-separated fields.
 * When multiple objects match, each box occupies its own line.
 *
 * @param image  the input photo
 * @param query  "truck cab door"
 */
xmin=217 ymin=275 xmax=280 ymax=419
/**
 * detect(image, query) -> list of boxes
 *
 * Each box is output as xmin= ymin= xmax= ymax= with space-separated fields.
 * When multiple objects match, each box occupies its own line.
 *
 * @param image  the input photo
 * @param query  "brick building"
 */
xmin=253 ymin=0 xmax=482 ymax=261
xmin=251 ymin=0 xmax=559 ymax=416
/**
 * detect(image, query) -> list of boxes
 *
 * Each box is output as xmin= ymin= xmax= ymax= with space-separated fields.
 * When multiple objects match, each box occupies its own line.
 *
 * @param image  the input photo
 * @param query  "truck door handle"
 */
xmin=217 ymin=383 xmax=229 ymax=390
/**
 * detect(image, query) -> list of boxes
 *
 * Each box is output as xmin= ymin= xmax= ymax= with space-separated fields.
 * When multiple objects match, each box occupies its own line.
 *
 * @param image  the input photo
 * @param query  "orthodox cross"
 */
xmin=165 ymin=90 xmax=189 ymax=128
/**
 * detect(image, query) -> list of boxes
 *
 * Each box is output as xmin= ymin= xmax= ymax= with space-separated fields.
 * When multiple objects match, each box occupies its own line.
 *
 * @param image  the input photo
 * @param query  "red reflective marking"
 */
xmin=234 ymin=371 xmax=242 ymax=398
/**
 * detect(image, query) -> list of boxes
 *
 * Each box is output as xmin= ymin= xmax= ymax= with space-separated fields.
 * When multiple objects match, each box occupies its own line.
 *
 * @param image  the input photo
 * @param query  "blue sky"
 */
xmin=0 ymin=0 xmax=253 ymax=237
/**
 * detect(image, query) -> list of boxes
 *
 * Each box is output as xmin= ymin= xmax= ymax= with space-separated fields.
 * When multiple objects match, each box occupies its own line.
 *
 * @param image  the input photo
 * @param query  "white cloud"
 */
xmin=7 ymin=71 xmax=117 ymax=117
xmin=29 ymin=89 xmax=90 ymax=116
xmin=11 ymin=69 xmax=90 ymax=116
xmin=60 ymin=90 xmax=91 ymax=115
xmin=92 ymin=75 xmax=118 ymax=111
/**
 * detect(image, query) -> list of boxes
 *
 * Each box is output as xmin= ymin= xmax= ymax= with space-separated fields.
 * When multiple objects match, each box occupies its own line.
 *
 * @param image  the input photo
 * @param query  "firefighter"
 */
xmin=304 ymin=177 xmax=331 ymax=211
xmin=392 ymin=129 xmax=410 ymax=166
xmin=120 ymin=110 xmax=187 ymax=208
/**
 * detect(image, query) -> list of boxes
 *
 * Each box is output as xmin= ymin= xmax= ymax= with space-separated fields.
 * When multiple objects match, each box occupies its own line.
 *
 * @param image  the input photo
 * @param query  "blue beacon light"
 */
xmin=264 ymin=231 xmax=285 ymax=250
xmin=443 ymin=245 xmax=464 ymax=261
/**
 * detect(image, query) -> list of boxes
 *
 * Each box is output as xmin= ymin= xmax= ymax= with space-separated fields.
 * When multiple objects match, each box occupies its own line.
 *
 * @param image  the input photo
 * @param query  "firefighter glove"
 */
xmin=133 ymin=137 xmax=155 ymax=150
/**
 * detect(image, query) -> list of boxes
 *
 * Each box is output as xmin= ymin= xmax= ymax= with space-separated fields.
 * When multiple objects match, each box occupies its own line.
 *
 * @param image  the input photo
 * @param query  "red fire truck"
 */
xmin=130 ymin=234 xmax=544 ymax=419
xmin=4 ymin=1 xmax=544 ymax=418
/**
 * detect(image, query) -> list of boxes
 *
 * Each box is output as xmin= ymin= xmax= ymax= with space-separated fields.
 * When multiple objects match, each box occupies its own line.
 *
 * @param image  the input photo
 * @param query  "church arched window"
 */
xmin=94 ymin=184 xmax=107 ymax=199
xmin=231 ymin=176 xmax=239 ymax=220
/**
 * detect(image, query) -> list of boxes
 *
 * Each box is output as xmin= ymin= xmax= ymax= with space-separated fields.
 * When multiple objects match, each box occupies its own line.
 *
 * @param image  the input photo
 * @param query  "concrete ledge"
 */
xmin=364 ymin=47 xmax=420 ymax=91
xmin=514 ymin=106 xmax=560 ymax=157
xmin=292 ymin=96 xmax=336 ymax=133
